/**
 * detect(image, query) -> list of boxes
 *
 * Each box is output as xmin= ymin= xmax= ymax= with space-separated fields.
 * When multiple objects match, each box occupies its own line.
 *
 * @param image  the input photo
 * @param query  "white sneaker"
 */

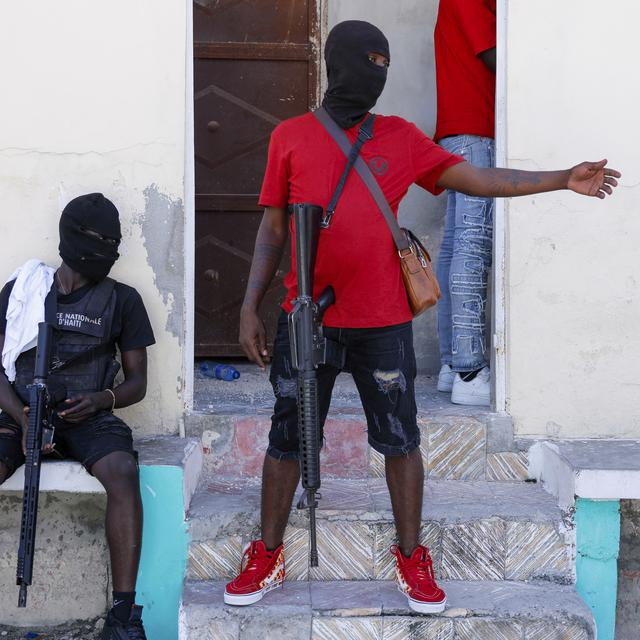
xmin=437 ymin=364 xmax=455 ymax=392
xmin=451 ymin=367 xmax=491 ymax=406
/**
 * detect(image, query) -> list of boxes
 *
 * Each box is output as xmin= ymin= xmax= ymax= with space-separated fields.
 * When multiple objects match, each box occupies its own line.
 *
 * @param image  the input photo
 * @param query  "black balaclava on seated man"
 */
xmin=322 ymin=20 xmax=390 ymax=129
xmin=58 ymin=193 xmax=121 ymax=282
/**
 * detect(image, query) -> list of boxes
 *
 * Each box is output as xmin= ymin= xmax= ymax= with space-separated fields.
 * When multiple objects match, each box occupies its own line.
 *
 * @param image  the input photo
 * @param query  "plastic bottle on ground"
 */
xmin=199 ymin=361 xmax=241 ymax=381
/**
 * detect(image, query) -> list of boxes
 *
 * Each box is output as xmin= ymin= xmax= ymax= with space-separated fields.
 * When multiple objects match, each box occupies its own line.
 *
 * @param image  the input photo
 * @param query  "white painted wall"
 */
xmin=329 ymin=0 xmax=446 ymax=372
xmin=505 ymin=0 xmax=640 ymax=438
xmin=0 ymin=1 xmax=188 ymax=435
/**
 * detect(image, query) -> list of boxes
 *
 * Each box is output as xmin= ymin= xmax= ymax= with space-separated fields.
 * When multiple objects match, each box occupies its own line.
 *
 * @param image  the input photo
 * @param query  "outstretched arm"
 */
xmin=239 ymin=206 xmax=289 ymax=369
xmin=437 ymin=159 xmax=621 ymax=200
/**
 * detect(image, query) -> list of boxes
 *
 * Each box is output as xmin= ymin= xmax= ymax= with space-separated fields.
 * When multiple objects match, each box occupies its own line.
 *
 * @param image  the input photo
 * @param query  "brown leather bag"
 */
xmin=314 ymin=108 xmax=441 ymax=316
xmin=398 ymin=228 xmax=441 ymax=315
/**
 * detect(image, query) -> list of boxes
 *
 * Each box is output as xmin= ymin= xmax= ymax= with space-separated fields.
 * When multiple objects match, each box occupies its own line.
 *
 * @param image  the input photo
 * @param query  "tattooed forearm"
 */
xmin=470 ymin=167 xmax=569 ymax=198
xmin=245 ymin=243 xmax=284 ymax=295
xmin=241 ymin=207 xmax=289 ymax=311
xmin=488 ymin=169 xmax=543 ymax=197
xmin=438 ymin=162 xmax=571 ymax=199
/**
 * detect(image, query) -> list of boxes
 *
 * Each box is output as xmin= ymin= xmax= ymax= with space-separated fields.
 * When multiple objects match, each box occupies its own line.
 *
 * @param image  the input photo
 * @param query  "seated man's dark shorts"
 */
xmin=0 ymin=409 xmax=136 ymax=479
xmin=267 ymin=311 xmax=419 ymax=460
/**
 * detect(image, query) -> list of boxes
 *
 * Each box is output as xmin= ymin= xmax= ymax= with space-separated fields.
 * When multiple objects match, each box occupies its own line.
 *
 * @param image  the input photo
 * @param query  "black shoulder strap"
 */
xmin=318 ymin=110 xmax=375 ymax=228
xmin=83 ymin=277 xmax=116 ymax=319
xmin=314 ymin=107 xmax=410 ymax=252
xmin=44 ymin=283 xmax=57 ymax=324
xmin=50 ymin=340 xmax=115 ymax=373
xmin=47 ymin=277 xmax=117 ymax=373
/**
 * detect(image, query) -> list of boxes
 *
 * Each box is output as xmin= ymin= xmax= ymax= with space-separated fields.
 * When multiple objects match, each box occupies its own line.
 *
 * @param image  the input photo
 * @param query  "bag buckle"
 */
xmin=321 ymin=209 xmax=334 ymax=228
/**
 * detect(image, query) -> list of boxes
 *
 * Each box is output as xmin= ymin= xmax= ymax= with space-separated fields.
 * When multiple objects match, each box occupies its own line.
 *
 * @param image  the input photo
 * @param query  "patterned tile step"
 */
xmin=187 ymin=478 xmax=571 ymax=583
xmin=179 ymin=579 xmax=594 ymax=640
xmin=185 ymin=411 xmax=526 ymax=481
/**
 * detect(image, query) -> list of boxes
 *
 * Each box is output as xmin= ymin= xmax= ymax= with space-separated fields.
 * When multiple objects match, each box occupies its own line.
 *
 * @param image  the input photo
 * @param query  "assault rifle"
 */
xmin=288 ymin=203 xmax=337 ymax=567
xmin=16 ymin=322 xmax=57 ymax=607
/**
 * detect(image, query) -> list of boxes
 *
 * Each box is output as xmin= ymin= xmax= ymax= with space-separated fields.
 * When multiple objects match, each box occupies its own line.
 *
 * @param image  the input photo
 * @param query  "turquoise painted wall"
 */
xmin=137 ymin=466 xmax=188 ymax=640
xmin=575 ymin=498 xmax=621 ymax=640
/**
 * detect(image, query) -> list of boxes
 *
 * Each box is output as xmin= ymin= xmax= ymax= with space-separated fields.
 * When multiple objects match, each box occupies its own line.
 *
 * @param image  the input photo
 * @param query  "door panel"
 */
xmin=194 ymin=0 xmax=319 ymax=356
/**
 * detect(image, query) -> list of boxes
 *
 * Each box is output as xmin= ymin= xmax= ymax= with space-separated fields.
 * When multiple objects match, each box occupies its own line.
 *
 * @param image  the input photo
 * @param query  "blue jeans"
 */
xmin=436 ymin=135 xmax=495 ymax=373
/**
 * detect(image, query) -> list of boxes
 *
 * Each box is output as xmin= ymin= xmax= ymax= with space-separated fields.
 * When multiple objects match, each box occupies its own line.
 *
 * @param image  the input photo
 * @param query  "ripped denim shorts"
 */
xmin=267 ymin=311 xmax=419 ymax=459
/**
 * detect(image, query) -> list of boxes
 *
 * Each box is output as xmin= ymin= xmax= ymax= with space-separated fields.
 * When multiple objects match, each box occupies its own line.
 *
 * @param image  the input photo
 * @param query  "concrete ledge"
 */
xmin=180 ymin=579 xmax=596 ymax=639
xmin=136 ymin=435 xmax=203 ymax=511
xmin=529 ymin=440 xmax=640 ymax=508
xmin=1 ymin=436 xmax=203 ymax=509
xmin=1 ymin=459 xmax=104 ymax=493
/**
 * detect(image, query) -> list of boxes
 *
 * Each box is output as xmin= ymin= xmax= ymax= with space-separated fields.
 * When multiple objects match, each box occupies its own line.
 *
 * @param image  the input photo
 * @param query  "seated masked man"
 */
xmin=0 ymin=194 xmax=155 ymax=640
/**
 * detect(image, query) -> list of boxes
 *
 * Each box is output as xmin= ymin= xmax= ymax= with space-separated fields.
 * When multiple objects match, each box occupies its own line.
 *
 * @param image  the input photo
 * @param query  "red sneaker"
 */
xmin=224 ymin=540 xmax=285 ymax=606
xmin=391 ymin=544 xmax=447 ymax=614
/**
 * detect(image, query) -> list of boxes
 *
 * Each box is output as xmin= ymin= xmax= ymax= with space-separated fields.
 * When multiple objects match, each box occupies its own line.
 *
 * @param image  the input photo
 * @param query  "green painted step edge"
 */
xmin=575 ymin=498 xmax=620 ymax=640
xmin=137 ymin=465 xmax=188 ymax=640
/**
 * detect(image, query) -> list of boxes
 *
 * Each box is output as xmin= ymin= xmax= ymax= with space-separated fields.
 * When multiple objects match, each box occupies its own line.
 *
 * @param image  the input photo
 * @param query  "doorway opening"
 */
xmin=185 ymin=0 xmax=508 ymax=414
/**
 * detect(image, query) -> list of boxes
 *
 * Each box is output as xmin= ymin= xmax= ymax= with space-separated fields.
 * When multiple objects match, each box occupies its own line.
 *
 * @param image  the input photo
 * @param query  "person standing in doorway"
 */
xmin=228 ymin=18 xmax=619 ymax=614
xmin=434 ymin=0 xmax=497 ymax=405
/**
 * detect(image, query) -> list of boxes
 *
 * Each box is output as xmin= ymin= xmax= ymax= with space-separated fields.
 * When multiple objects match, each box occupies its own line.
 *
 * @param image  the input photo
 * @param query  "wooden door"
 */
xmin=194 ymin=0 xmax=320 ymax=356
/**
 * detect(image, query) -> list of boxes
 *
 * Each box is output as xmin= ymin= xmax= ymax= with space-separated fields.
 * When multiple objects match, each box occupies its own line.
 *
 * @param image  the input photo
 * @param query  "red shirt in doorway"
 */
xmin=258 ymin=113 xmax=463 ymax=328
xmin=434 ymin=0 xmax=497 ymax=141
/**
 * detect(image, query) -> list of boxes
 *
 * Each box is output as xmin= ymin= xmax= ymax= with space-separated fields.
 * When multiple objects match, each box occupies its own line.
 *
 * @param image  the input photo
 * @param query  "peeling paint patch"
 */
xmin=137 ymin=185 xmax=184 ymax=340
xmin=373 ymin=369 xmax=407 ymax=395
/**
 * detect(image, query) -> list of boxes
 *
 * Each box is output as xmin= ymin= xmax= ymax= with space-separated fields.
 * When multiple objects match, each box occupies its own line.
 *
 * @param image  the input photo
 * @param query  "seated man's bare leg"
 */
xmin=91 ymin=451 xmax=143 ymax=591
xmin=261 ymin=454 xmax=300 ymax=550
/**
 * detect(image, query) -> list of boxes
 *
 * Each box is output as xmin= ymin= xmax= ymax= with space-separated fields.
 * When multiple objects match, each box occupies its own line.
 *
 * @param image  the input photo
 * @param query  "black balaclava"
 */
xmin=322 ymin=20 xmax=390 ymax=129
xmin=58 ymin=193 xmax=121 ymax=282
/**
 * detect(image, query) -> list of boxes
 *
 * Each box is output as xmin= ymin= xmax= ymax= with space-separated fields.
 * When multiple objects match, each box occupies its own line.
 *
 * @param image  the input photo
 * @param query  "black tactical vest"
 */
xmin=13 ymin=278 xmax=119 ymax=406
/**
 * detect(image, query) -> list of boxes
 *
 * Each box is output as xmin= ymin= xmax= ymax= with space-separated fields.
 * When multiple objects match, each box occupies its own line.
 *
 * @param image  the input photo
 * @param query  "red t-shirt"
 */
xmin=258 ymin=113 xmax=464 ymax=328
xmin=434 ymin=0 xmax=497 ymax=141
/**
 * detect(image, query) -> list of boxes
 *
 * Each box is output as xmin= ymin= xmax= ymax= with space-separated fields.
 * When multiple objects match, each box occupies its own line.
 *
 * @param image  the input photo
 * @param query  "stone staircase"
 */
xmin=179 ymin=367 xmax=595 ymax=639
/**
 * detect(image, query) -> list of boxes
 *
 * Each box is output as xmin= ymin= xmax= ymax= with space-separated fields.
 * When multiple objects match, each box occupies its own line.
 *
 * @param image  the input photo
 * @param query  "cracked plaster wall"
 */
xmin=329 ymin=0 xmax=445 ymax=373
xmin=0 ymin=0 xmax=188 ymax=435
xmin=505 ymin=1 xmax=640 ymax=437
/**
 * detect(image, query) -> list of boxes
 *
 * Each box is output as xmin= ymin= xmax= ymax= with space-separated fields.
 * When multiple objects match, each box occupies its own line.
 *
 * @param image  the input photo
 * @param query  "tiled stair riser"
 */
xmin=188 ymin=516 xmax=570 ymax=584
xmin=181 ymin=615 xmax=590 ymax=640
xmin=187 ymin=414 xmax=528 ymax=482
xmin=313 ymin=617 xmax=591 ymax=640
xmin=179 ymin=580 xmax=595 ymax=640
xmin=187 ymin=479 xmax=572 ymax=585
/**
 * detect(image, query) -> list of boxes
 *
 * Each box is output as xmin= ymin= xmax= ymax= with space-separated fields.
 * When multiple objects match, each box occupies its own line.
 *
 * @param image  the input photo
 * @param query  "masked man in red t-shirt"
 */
xmin=433 ymin=0 xmax=498 ymax=405
xmin=230 ymin=20 xmax=619 ymax=613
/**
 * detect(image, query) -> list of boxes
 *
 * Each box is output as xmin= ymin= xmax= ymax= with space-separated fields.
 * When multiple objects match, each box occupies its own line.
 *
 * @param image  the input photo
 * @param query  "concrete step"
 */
xmin=179 ymin=579 xmax=595 ymax=640
xmin=193 ymin=365 xmax=488 ymax=418
xmin=186 ymin=477 xmax=572 ymax=584
xmin=529 ymin=439 xmax=640 ymax=508
xmin=188 ymin=367 xmax=527 ymax=482
xmin=0 ymin=435 xmax=202 ymax=628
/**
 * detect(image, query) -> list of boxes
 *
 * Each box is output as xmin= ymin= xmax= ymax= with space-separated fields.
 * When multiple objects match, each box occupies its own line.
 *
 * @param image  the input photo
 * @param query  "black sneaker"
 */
xmin=101 ymin=604 xmax=147 ymax=639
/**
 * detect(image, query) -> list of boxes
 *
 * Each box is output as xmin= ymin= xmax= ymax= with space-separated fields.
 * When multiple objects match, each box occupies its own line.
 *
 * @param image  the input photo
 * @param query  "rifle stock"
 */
xmin=16 ymin=322 xmax=53 ymax=607
xmin=288 ymin=203 xmax=334 ymax=568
